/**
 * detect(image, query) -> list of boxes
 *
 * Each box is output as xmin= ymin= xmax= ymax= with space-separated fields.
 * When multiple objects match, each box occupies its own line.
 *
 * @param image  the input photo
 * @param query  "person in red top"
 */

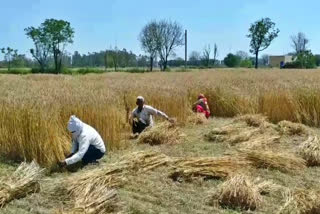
xmin=193 ymin=94 xmax=211 ymax=118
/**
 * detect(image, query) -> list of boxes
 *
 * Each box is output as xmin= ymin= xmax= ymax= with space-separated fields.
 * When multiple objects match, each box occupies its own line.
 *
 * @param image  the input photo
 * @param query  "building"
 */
xmin=269 ymin=55 xmax=294 ymax=68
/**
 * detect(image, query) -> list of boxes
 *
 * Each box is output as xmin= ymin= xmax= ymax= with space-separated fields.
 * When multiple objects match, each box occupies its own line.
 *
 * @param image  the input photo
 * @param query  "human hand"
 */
xmin=58 ymin=161 xmax=67 ymax=168
xmin=66 ymin=153 xmax=74 ymax=158
xmin=168 ymin=118 xmax=176 ymax=124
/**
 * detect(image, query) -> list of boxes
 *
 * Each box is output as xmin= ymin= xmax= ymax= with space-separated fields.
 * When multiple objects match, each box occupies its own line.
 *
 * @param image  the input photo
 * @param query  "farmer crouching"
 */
xmin=130 ymin=96 xmax=173 ymax=135
xmin=193 ymin=93 xmax=211 ymax=119
xmin=58 ymin=115 xmax=106 ymax=168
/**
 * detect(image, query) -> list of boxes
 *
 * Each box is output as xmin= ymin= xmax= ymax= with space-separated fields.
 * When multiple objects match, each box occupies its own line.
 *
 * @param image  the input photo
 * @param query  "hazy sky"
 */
xmin=1 ymin=0 xmax=319 ymax=60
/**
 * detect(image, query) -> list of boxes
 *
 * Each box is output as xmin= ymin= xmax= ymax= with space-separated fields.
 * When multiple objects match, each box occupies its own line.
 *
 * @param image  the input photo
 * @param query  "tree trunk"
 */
xmin=149 ymin=56 xmax=153 ymax=72
xmin=255 ymin=52 xmax=259 ymax=69
xmin=113 ymin=57 xmax=117 ymax=72
xmin=163 ymin=56 xmax=168 ymax=71
xmin=58 ymin=56 xmax=62 ymax=73
xmin=54 ymin=52 xmax=58 ymax=73
xmin=8 ymin=59 xmax=11 ymax=71
xmin=40 ymin=62 xmax=44 ymax=73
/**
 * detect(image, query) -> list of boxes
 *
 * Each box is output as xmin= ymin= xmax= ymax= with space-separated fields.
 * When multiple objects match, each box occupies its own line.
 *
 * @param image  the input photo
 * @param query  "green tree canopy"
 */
xmin=224 ymin=53 xmax=241 ymax=67
xmin=25 ymin=19 xmax=74 ymax=73
xmin=247 ymin=18 xmax=279 ymax=69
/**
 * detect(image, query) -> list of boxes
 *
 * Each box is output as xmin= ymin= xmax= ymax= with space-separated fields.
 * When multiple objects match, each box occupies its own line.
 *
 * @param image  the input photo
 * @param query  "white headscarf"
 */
xmin=67 ymin=115 xmax=84 ymax=139
xmin=137 ymin=96 xmax=145 ymax=102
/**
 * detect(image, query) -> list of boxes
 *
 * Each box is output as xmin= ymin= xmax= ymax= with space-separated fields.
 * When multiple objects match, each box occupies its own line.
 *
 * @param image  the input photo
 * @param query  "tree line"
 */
xmin=1 ymin=17 xmax=319 ymax=73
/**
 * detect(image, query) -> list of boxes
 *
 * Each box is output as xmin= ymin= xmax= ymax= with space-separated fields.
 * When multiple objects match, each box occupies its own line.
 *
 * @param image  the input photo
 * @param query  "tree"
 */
xmin=1 ymin=47 xmax=18 ymax=71
xmin=25 ymin=19 xmax=74 ymax=73
xmin=111 ymin=46 xmax=119 ymax=72
xmin=139 ymin=21 xmax=158 ymax=71
xmin=202 ymin=44 xmax=211 ymax=67
xmin=42 ymin=19 xmax=74 ymax=73
xmin=189 ymin=51 xmax=201 ymax=66
xmin=315 ymin=55 xmax=320 ymax=67
xmin=72 ymin=51 xmax=82 ymax=67
xmin=261 ymin=54 xmax=269 ymax=66
xmin=104 ymin=50 xmax=108 ymax=71
xmin=247 ymin=18 xmax=279 ymax=69
xmin=213 ymin=43 xmax=218 ymax=66
xmin=154 ymin=20 xmax=184 ymax=71
xmin=25 ymin=26 xmax=51 ymax=72
xmin=224 ymin=53 xmax=241 ymax=67
xmin=291 ymin=32 xmax=308 ymax=55
xmin=295 ymin=50 xmax=316 ymax=68
xmin=236 ymin=51 xmax=249 ymax=60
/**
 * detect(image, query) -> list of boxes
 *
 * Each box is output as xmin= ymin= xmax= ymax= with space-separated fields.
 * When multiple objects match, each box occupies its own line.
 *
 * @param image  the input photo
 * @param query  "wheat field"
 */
xmin=1 ymin=68 xmax=320 ymax=168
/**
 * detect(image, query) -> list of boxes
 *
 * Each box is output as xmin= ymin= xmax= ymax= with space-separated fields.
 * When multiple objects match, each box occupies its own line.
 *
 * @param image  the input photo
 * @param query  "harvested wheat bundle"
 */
xmin=187 ymin=113 xmax=208 ymax=125
xmin=236 ymin=114 xmax=269 ymax=127
xmin=241 ymin=135 xmax=281 ymax=150
xmin=0 ymin=161 xmax=44 ymax=208
xmin=278 ymin=120 xmax=309 ymax=136
xmin=138 ymin=122 xmax=182 ymax=145
xmin=278 ymin=189 xmax=320 ymax=214
xmin=121 ymin=151 xmax=172 ymax=172
xmin=65 ymin=187 xmax=119 ymax=214
xmin=63 ymin=151 xmax=171 ymax=214
xmin=242 ymin=150 xmax=306 ymax=173
xmin=227 ymin=128 xmax=260 ymax=145
xmin=66 ymin=151 xmax=171 ymax=199
xmin=254 ymin=177 xmax=282 ymax=195
xmin=204 ymin=125 xmax=239 ymax=142
xmin=210 ymin=174 xmax=262 ymax=211
xmin=299 ymin=135 xmax=320 ymax=166
xmin=169 ymin=156 xmax=250 ymax=181
xmin=65 ymin=163 xmax=128 ymax=205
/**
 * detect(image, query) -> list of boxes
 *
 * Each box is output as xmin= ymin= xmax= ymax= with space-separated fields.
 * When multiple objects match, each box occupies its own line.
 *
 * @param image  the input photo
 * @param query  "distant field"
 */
xmin=1 ymin=68 xmax=320 ymax=167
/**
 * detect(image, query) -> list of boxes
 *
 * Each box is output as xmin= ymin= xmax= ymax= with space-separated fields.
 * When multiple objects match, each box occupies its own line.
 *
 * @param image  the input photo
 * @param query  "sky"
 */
xmin=0 ymin=0 xmax=320 ymax=60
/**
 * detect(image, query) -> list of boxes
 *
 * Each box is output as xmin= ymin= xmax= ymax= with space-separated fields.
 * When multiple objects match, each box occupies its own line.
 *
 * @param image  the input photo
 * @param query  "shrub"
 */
xmin=224 ymin=53 xmax=241 ymax=67
xmin=0 ymin=68 xmax=31 ymax=75
xmin=283 ymin=51 xmax=317 ymax=69
xmin=125 ymin=68 xmax=147 ymax=73
xmin=240 ymin=59 xmax=253 ymax=68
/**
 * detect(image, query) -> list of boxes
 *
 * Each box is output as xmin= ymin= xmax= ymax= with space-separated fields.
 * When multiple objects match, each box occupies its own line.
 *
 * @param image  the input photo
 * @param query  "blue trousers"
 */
xmin=82 ymin=145 xmax=105 ymax=165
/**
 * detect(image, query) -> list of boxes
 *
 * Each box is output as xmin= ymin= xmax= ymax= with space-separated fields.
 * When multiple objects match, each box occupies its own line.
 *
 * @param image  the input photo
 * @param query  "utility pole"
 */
xmin=185 ymin=30 xmax=187 ymax=69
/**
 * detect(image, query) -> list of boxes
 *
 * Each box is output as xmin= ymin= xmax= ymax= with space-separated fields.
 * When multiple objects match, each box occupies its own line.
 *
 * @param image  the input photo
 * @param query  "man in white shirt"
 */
xmin=58 ymin=115 xmax=106 ymax=167
xmin=130 ymin=96 xmax=173 ymax=134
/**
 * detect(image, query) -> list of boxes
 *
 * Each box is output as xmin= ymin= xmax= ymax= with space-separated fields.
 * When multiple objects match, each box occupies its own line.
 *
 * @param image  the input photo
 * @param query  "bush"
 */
xmin=70 ymin=68 xmax=105 ymax=74
xmin=0 ymin=68 xmax=31 ymax=75
xmin=283 ymin=51 xmax=317 ymax=69
xmin=240 ymin=59 xmax=253 ymax=68
xmin=224 ymin=54 xmax=241 ymax=67
xmin=125 ymin=68 xmax=147 ymax=73
xmin=31 ymin=68 xmax=59 ymax=74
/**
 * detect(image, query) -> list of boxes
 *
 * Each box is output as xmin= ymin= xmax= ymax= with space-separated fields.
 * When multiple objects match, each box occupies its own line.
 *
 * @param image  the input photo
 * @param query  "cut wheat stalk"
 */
xmin=169 ymin=156 xmax=250 ymax=181
xmin=278 ymin=188 xmax=320 ymax=214
xmin=209 ymin=174 xmax=262 ymax=211
xmin=241 ymin=150 xmax=306 ymax=173
xmin=0 ymin=161 xmax=44 ymax=208
xmin=235 ymin=114 xmax=269 ymax=127
xmin=278 ymin=120 xmax=309 ymax=136
xmin=138 ymin=122 xmax=182 ymax=145
xmin=299 ymin=135 xmax=320 ymax=166
xmin=187 ymin=113 xmax=208 ymax=125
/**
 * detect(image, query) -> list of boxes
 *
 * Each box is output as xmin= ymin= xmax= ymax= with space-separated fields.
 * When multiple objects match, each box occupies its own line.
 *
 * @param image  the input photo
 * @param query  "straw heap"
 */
xmin=0 ymin=161 xmax=44 ymax=208
xmin=169 ymin=156 xmax=249 ymax=181
xmin=138 ymin=122 xmax=182 ymax=145
xmin=299 ymin=135 xmax=320 ymax=166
